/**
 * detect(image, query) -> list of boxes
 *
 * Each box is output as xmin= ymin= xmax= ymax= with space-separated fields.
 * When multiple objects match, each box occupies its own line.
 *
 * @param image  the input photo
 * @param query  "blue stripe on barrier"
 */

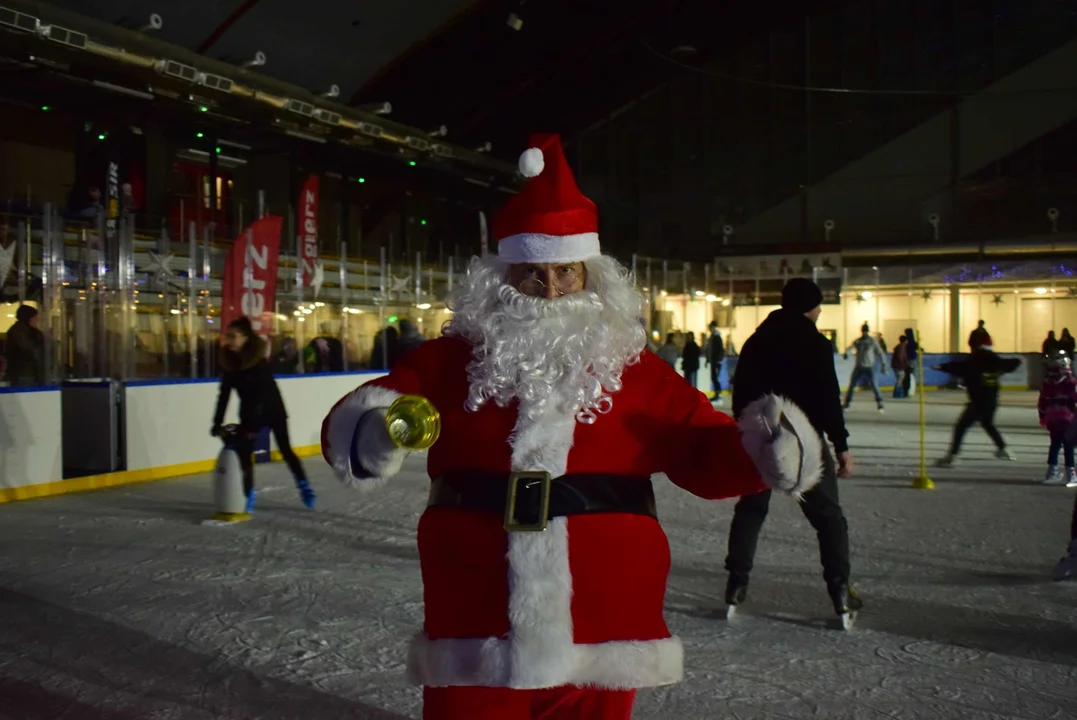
xmin=0 ymin=385 xmax=61 ymax=394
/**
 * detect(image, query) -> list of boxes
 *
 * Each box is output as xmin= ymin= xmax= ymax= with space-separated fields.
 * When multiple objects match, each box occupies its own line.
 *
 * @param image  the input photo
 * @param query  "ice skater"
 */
xmin=1039 ymin=349 xmax=1077 ymax=487
xmin=842 ymin=323 xmax=887 ymax=412
xmin=725 ymin=278 xmax=863 ymax=627
xmin=935 ymin=333 xmax=1020 ymax=466
xmin=705 ymin=320 xmax=726 ymax=403
xmin=212 ymin=317 xmax=315 ymax=512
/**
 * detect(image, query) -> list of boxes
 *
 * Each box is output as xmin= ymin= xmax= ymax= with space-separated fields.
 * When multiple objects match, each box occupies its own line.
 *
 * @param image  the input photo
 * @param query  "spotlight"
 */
xmin=361 ymin=101 xmax=392 ymax=115
xmin=241 ymin=51 xmax=266 ymax=68
xmin=139 ymin=14 xmax=163 ymax=32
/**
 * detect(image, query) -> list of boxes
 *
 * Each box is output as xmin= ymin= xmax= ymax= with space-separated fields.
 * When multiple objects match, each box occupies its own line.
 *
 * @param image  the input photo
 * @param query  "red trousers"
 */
xmin=423 ymin=685 xmax=637 ymax=720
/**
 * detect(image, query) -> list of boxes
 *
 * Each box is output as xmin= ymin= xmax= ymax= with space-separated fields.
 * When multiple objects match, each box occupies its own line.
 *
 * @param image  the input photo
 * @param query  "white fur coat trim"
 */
xmin=324 ymin=383 xmax=408 ymax=490
xmin=407 ymin=632 xmax=683 ymax=689
xmin=503 ymin=402 xmax=579 ymax=686
xmin=738 ymin=394 xmax=824 ymax=495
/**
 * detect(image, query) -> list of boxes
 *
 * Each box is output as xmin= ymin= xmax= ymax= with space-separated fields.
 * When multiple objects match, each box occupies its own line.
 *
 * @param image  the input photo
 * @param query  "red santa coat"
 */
xmin=322 ymin=335 xmax=768 ymax=691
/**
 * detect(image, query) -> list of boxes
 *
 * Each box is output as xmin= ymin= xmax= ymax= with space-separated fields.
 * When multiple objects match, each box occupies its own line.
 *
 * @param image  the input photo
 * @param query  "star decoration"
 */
xmin=922 ymin=289 xmax=933 ymax=301
xmin=312 ymin=261 xmax=325 ymax=299
xmin=854 ymin=293 xmax=866 ymax=303
xmin=1069 ymin=287 xmax=1077 ymax=298
xmin=992 ymin=294 xmax=1004 ymax=306
xmin=141 ymin=251 xmax=175 ymax=278
xmin=390 ymin=273 xmax=411 ymax=293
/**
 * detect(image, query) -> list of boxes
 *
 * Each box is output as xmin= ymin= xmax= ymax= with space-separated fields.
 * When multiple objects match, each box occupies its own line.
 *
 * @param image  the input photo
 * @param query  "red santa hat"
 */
xmin=491 ymin=133 xmax=599 ymax=263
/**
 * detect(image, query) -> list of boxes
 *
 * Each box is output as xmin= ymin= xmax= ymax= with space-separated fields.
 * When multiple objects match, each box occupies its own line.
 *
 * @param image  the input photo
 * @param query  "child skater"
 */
xmin=1039 ymin=349 xmax=1077 ymax=487
xmin=213 ymin=317 xmax=316 ymax=512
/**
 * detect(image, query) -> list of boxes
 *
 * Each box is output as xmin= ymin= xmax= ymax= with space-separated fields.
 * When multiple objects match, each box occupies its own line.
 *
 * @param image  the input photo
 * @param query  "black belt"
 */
xmin=428 ymin=472 xmax=656 ymax=532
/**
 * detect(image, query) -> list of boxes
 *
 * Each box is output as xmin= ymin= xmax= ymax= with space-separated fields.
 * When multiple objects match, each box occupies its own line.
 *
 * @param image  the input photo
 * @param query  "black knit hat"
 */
xmin=781 ymin=278 xmax=823 ymax=313
xmin=15 ymin=305 xmax=37 ymax=323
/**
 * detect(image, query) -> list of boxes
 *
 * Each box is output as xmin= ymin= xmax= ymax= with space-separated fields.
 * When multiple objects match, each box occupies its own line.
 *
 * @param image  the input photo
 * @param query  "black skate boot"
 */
xmin=724 ymin=575 xmax=748 ymax=619
xmin=828 ymin=581 xmax=862 ymax=630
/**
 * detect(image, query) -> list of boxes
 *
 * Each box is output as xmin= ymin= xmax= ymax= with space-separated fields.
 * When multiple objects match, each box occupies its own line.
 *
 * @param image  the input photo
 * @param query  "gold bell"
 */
xmin=385 ymin=394 xmax=441 ymax=450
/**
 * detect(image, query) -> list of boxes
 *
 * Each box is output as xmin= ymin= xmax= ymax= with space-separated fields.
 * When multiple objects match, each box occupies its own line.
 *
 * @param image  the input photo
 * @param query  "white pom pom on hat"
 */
xmin=518 ymin=147 xmax=544 ymax=178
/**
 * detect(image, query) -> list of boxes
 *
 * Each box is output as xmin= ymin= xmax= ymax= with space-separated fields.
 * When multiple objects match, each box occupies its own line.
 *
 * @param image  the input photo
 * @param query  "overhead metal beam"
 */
xmin=1 ymin=0 xmax=517 ymax=181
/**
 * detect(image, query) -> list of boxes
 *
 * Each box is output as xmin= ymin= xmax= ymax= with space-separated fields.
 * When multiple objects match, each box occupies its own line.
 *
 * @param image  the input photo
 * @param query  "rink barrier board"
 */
xmin=0 ymin=371 xmax=386 ymax=505
xmin=694 ymin=351 xmax=1039 ymax=396
xmin=0 ymin=443 xmax=322 ymax=505
xmin=0 ymin=354 xmax=1042 ymax=504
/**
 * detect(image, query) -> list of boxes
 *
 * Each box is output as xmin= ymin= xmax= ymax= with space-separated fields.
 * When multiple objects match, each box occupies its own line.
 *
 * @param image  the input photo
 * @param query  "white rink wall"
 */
xmin=0 ymin=350 xmax=1036 ymax=497
xmin=1 ymin=372 xmax=386 ymax=495
xmin=0 ymin=388 xmax=63 ymax=489
xmin=125 ymin=371 xmax=388 ymax=472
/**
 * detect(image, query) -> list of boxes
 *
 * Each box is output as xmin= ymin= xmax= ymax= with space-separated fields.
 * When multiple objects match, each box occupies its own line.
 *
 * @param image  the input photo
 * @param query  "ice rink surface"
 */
xmin=2 ymin=391 xmax=1076 ymax=719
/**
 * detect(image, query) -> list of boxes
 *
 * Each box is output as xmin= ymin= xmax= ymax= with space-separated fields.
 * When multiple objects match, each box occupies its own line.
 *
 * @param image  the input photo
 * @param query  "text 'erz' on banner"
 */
xmin=298 ymin=174 xmax=319 ymax=288
xmin=221 ymin=216 xmax=283 ymax=357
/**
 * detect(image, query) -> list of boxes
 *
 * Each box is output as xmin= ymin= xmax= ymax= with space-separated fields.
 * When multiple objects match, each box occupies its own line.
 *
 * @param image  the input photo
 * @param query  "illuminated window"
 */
xmin=201 ymin=176 xmax=224 ymax=210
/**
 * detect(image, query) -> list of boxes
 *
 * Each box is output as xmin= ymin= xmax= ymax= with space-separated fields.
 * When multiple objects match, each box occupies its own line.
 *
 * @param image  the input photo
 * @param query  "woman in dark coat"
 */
xmin=212 ymin=317 xmax=314 ymax=512
xmin=681 ymin=330 xmax=702 ymax=389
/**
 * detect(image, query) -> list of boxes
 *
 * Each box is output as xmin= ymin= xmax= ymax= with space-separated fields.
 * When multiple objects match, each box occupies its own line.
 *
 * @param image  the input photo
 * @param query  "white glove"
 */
xmin=353 ymin=409 xmax=407 ymax=479
xmin=738 ymin=394 xmax=824 ymax=496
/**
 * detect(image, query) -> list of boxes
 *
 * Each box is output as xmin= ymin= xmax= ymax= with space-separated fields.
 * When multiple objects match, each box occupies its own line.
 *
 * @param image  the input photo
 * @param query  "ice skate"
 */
xmin=828 ymin=582 xmax=862 ymax=630
xmin=1044 ymin=465 xmax=1065 ymax=485
xmin=295 ymin=478 xmax=316 ymax=509
xmin=724 ymin=576 xmax=748 ymax=619
xmin=935 ymin=453 xmax=956 ymax=468
xmin=877 ymin=405 xmax=885 ymax=414
xmin=1066 ymin=467 xmax=1077 ymax=488
xmin=995 ymin=448 xmax=1016 ymax=461
xmin=1052 ymin=539 xmax=1077 ymax=581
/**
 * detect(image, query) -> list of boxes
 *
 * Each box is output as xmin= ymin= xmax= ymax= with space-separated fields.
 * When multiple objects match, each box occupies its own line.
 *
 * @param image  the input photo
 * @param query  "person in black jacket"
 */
xmin=725 ymin=278 xmax=862 ymax=620
xmin=213 ymin=317 xmax=315 ymax=512
xmin=705 ymin=320 xmax=726 ymax=402
xmin=4 ymin=305 xmax=45 ymax=386
xmin=935 ymin=333 xmax=1020 ymax=466
xmin=681 ymin=331 xmax=701 ymax=388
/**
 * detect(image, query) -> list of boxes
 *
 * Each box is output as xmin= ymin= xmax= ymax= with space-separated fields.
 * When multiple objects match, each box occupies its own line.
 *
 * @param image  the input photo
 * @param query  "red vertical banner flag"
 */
xmin=298 ymin=174 xmax=319 ymax=287
xmin=221 ymin=215 xmax=283 ymax=357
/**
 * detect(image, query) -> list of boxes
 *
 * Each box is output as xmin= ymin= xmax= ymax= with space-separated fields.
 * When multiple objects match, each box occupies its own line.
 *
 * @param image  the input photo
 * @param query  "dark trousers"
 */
xmin=234 ymin=415 xmax=306 ymax=496
xmin=1048 ymin=428 xmax=1075 ymax=467
xmin=1071 ymin=492 xmax=1077 ymax=541
xmin=950 ymin=400 xmax=1005 ymax=454
xmin=710 ymin=361 xmax=722 ymax=395
xmin=725 ymin=445 xmax=850 ymax=588
xmin=902 ymin=366 xmax=916 ymax=395
xmin=684 ymin=369 xmax=698 ymax=389
xmin=844 ymin=367 xmax=883 ymax=406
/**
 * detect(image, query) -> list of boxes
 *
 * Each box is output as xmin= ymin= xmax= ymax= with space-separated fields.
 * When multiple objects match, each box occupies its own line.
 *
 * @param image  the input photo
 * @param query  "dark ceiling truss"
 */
xmin=0 ymin=0 xmax=519 ymax=185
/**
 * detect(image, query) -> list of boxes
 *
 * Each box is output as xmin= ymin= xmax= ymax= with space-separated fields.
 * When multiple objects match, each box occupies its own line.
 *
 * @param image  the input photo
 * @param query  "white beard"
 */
xmin=445 ymin=255 xmax=647 ymax=425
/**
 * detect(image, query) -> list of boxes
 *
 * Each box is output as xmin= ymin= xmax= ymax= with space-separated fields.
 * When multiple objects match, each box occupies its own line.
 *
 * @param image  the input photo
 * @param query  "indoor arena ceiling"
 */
xmin=41 ymin=0 xmax=830 ymax=159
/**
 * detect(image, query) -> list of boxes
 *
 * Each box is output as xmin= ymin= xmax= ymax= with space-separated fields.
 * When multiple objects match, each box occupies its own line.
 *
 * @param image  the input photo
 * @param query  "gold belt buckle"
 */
xmin=503 ymin=471 xmax=552 ymax=532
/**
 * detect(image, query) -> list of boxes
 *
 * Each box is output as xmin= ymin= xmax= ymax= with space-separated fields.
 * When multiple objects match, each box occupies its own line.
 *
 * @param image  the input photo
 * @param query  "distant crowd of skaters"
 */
xmin=651 ymin=301 xmax=1077 ymax=586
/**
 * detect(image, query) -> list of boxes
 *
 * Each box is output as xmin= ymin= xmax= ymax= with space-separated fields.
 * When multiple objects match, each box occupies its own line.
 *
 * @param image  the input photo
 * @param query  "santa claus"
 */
xmin=322 ymin=134 xmax=822 ymax=720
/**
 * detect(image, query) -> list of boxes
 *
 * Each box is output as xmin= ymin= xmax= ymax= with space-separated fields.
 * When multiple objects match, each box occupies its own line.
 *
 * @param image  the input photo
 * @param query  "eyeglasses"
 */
xmin=517 ymin=265 xmax=583 ymax=297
